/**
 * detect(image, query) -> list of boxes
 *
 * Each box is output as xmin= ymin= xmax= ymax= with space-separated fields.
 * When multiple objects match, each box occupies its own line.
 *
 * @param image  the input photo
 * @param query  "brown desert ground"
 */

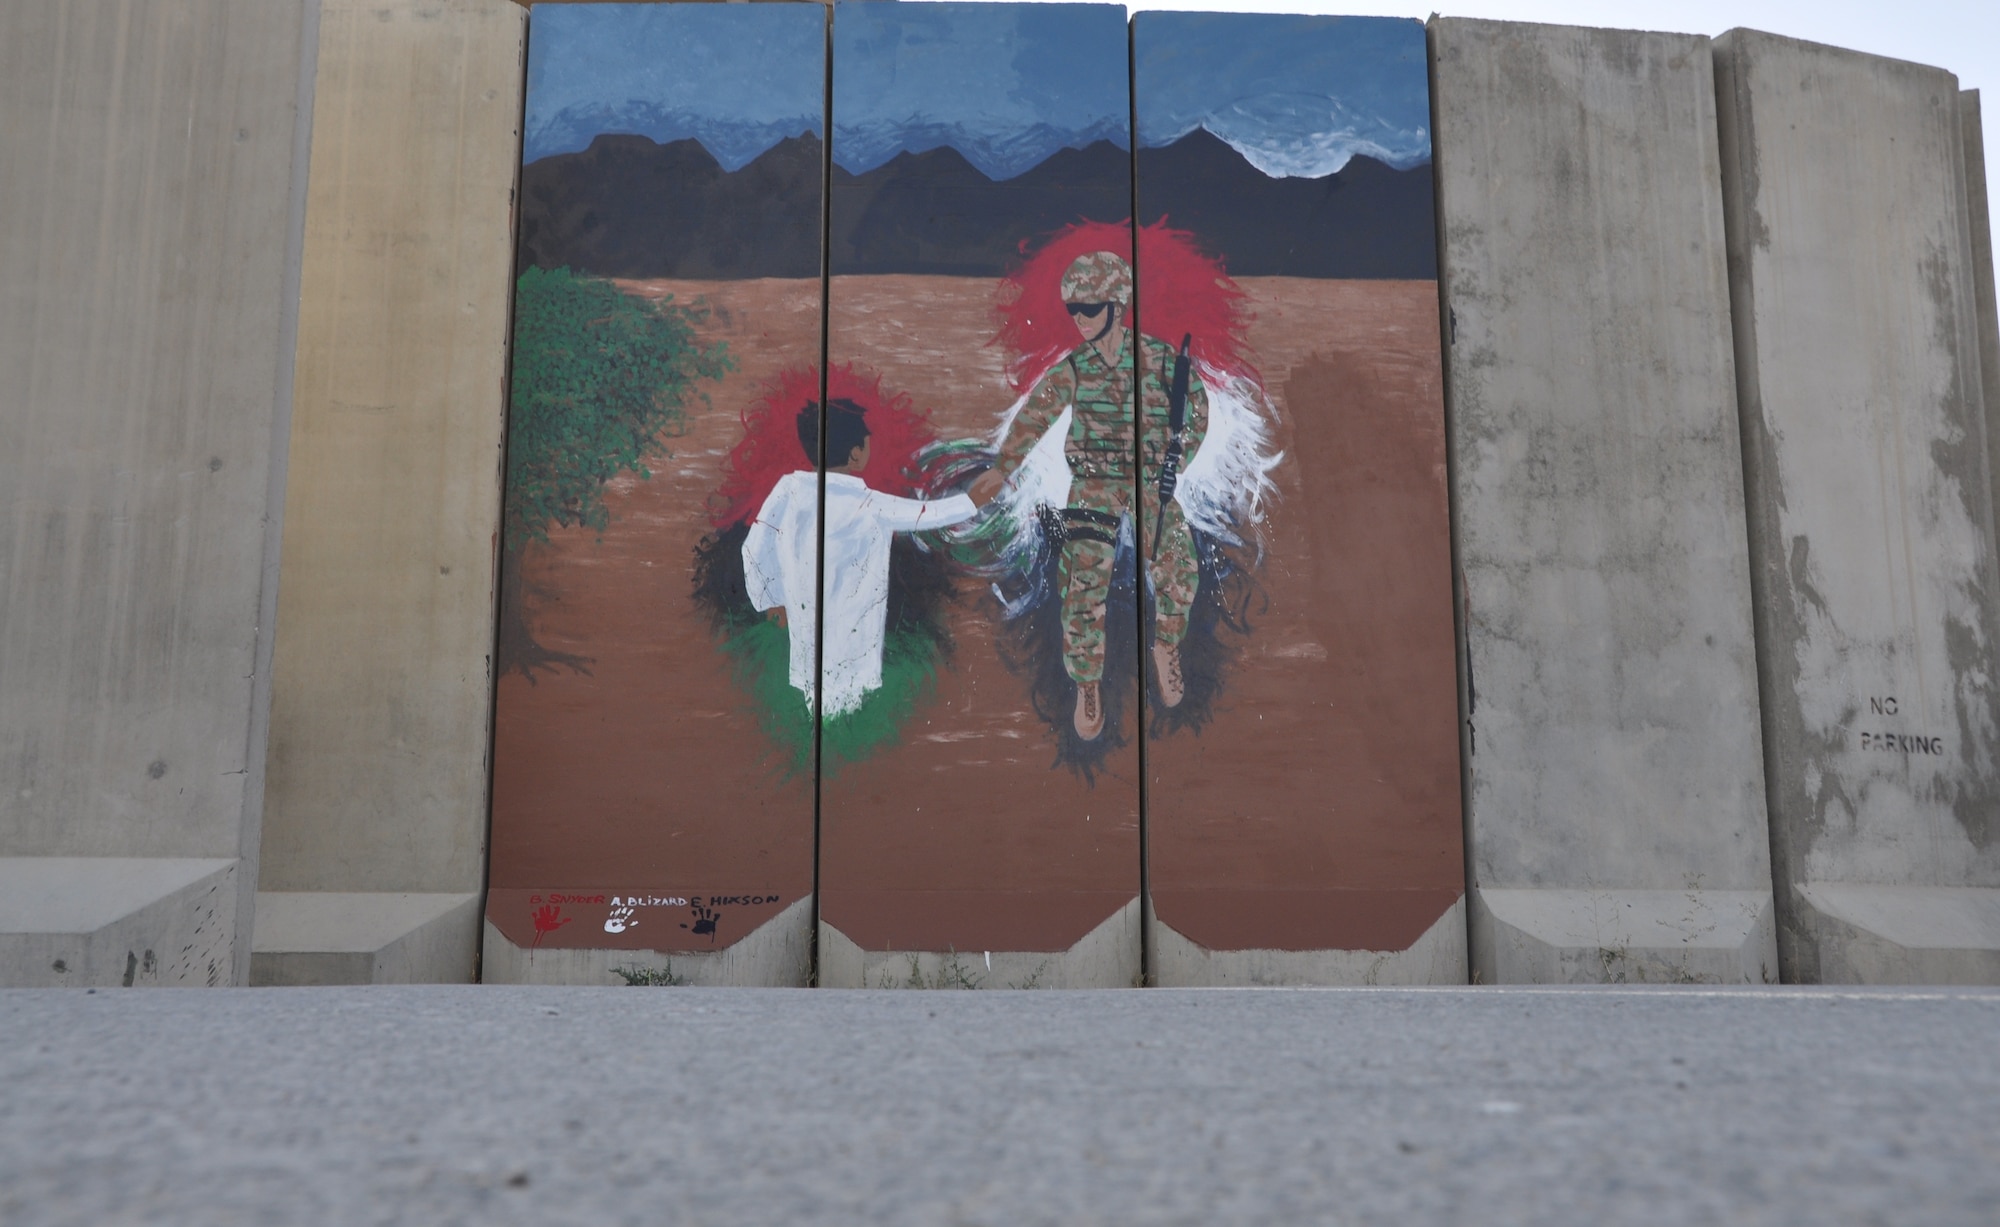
xmin=488 ymin=273 xmax=1463 ymax=957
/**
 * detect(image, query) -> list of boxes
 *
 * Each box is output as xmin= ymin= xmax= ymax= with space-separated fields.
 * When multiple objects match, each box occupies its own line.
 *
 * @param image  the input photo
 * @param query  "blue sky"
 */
xmin=523 ymin=3 xmax=824 ymax=168
xmin=831 ymin=2 xmax=1130 ymax=178
xmin=1135 ymin=13 xmax=1430 ymax=176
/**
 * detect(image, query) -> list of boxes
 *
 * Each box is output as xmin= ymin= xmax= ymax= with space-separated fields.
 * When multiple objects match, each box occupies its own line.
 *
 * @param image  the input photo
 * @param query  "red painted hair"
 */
xmin=993 ymin=218 xmax=1255 ymax=391
xmin=709 ymin=362 xmax=940 ymax=529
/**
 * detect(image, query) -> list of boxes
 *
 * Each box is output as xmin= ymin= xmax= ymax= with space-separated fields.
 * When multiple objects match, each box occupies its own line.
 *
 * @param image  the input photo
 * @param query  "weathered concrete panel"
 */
xmin=1716 ymin=31 xmax=2000 ymax=983
xmin=0 ymin=858 xmax=239 ymax=988
xmin=1432 ymin=18 xmax=1777 ymax=984
xmin=1472 ymin=889 xmax=1775 ymax=985
xmin=0 ymin=0 xmax=316 ymax=984
xmin=818 ymin=900 xmax=1141 ymax=991
xmin=1967 ymin=93 xmax=2000 ymax=537
xmin=256 ymin=0 xmax=525 ymax=985
xmin=250 ymin=891 xmax=481 ymax=985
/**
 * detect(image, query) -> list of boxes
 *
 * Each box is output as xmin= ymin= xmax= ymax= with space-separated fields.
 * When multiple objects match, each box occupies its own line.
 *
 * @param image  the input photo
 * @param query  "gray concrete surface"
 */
xmin=3 ymin=985 xmax=1997 ymax=1225
xmin=1715 ymin=31 xmax=2000 ymax=983
xmin=251 ymin=891 xmax=481 ymax=985
xmin=256 ymin=0 xmax=524 ymax=985
xmin=0 ymin=0 xmax=317 ymax=985
xmin=0 ymin=859 xmax=239 ymax=989
xmin=820 ymin=901 xmax=1142 ymax=990
xmin=1967 ymin=92 xmax=2000 ymax=545
xmin=1431 ymin=19 xmax=1776 ymax=984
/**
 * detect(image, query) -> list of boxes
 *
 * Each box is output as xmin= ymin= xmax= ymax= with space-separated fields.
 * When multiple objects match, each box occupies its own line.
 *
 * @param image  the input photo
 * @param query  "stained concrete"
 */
xmin=1474 ymin=889 xmax=1776 ymax=985
xmin=0 ymin=0 xmax=317 ymax=985
xmin=254 ymin=0 xmax=525 ymax=984
xmin=1150 ymin=898 xmax=1467 ymax=987
xmin=6 ymin=985 xmax=1999 ymax=1224
xmin=819 ymin=899 xmax=1143 ymax=990
xmin=1968 ymin=93 xmax=2000 ymax=540
xmin=0 ymin=859 xmax=240 ymax=988
xmin=1715 ymin=31 xmax=2000 ymax=984
xmin=1430 ymin=19 xmax=1777 ymax=984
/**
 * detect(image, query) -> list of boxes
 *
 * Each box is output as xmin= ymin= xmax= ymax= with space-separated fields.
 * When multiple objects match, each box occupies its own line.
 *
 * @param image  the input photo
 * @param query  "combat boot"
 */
xmin=1073 ymin=681 xmax=1105 ymax=740
xmin=1152 ymin=641 xmax=1185 ymax=708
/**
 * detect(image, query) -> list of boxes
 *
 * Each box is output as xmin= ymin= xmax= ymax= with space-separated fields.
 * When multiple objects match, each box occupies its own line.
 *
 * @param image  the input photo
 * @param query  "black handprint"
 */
xmin=681 ymin=905 xmax=721 ymax=942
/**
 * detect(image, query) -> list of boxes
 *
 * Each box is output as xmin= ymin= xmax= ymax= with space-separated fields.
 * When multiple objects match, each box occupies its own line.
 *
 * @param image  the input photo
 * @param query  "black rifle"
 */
xmin=1151 ymin=333 xmax=1193 ymax=561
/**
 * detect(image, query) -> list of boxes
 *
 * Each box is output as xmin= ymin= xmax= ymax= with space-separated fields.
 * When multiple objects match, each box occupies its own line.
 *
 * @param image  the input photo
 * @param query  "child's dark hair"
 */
xmin=797 ymin=398 xmax=870 ymax=469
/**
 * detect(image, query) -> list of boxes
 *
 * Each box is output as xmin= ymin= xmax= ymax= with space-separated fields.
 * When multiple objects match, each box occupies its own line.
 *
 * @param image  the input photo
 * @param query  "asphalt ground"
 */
xmin=3 ymin=985 xmax=1997 ymax=1225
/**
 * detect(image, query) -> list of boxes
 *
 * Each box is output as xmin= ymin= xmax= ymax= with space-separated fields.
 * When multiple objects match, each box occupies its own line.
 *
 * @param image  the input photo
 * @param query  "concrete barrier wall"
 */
xmin=1716 ymin=31 xmax=2000 ymax=983
xmin=1967 ymin=92 xmax=2000 ymax=535
xmin=253 ymin=0 xmax=525 ymax=986
xmin=0 ymin=0 xmax=316 ymax=986
xmin=1432 ymin=18 xmax=1779 ymax=984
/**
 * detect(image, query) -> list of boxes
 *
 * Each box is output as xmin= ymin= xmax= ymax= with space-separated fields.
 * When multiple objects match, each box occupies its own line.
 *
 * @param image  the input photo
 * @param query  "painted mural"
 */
xmin=1134 ymin=14 xmax=1466 ymax=967
xmin=483 ymin=3 xmax=1465 ymax=984
xmin=485 ymin=3 xmax=825 ymax=969
xmin=815 ymin=2 xmax=1148 ymax=979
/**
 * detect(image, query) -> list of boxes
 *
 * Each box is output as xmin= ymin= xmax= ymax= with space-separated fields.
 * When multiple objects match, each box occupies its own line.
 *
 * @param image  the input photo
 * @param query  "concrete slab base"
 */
xmin=820 ymin=899 xmax=1142 ymax=989
xmin=249 ymin=892 xmax=480 ymax=985
xmin=1793 ymin=885 xmax=2000 ymax=984
xmin=1148 ymin=898 xmax=1467 ymax=986
xmin=481 ymin=896 xmax=813 ymax=986
xmin=1472 ymin=888 xmax=1777 ymax=985
xmin=0 ymin=858 xmax=239 ymax=987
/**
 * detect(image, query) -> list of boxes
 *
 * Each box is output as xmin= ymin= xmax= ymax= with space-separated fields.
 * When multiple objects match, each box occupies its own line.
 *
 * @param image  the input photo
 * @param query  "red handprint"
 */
xmin=530 ymin=903 xmax=571 ymax=949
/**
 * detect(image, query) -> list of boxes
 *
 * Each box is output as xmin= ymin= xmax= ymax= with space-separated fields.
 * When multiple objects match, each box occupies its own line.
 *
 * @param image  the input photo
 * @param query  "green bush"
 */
xmin=504 ymin=266 xmax=733 ymax=547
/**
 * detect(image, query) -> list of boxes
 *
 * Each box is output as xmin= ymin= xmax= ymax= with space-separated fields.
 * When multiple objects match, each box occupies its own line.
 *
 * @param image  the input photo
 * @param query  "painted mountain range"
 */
xmin=516 ymin=133 xmax=824 ymax=280
xmin=517 ymin=129 xmax=1435 ymax=281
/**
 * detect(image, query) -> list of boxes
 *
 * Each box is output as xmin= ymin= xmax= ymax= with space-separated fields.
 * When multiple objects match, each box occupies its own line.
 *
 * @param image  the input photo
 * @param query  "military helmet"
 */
xmin=1060 ymin=251 xmax=1133 ymax=305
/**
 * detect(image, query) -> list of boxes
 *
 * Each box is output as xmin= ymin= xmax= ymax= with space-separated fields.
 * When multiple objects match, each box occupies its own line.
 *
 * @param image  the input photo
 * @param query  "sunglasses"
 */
xmin=1065 ymin=301 xmax=1111 ymax=317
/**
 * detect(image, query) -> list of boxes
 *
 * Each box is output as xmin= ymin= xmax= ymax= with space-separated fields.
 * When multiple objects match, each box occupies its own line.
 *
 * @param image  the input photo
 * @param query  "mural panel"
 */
xmin=1133 ymin=14 xmax=1467 ymax=982
xmin=484 ymin=2 xmax=825 ymax=982
xmin=817 ymin=1 xmax=1142 ymax=986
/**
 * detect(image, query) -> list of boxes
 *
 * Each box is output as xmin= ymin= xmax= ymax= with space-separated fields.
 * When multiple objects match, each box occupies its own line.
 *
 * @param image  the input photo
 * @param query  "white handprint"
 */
xmin=604 ymin=903 xmax=638 ymax=934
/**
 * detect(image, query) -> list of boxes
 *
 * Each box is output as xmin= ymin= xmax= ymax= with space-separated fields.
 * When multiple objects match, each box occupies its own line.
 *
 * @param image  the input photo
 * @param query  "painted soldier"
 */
xmin=969 ymin=251 xmax=1208 ymax=741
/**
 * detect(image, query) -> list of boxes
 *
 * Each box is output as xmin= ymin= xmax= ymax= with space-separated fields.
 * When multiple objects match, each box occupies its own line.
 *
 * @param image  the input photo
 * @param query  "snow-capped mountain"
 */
xmin=1144 ymin=91 xmax=1430 ymax=179
xmin=830 ymin=117 xmax=1130 ymax=181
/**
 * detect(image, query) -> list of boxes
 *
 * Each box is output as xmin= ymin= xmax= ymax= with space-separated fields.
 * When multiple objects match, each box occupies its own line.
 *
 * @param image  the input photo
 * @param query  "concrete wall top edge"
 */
xmin=1716 ymin=26 xmax=1963 ymax=89
xmin=1430 ymin=15 xmax=1709 ymax=51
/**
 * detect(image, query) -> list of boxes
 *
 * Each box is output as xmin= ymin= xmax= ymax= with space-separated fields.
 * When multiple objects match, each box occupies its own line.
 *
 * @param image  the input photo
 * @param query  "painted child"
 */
xmin=743 ymin=398 xmax=985 ymax=717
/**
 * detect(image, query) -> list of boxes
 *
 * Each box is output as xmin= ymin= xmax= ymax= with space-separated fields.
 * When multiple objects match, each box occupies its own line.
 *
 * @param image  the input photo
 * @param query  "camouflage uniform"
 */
xmin=992 ymin=253 xmax=1208 ymax=685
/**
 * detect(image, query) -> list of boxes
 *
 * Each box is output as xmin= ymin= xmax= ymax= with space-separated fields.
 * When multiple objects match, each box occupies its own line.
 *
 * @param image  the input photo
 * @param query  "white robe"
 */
xmin=742 ymin=470 xmax=976 ymax=717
